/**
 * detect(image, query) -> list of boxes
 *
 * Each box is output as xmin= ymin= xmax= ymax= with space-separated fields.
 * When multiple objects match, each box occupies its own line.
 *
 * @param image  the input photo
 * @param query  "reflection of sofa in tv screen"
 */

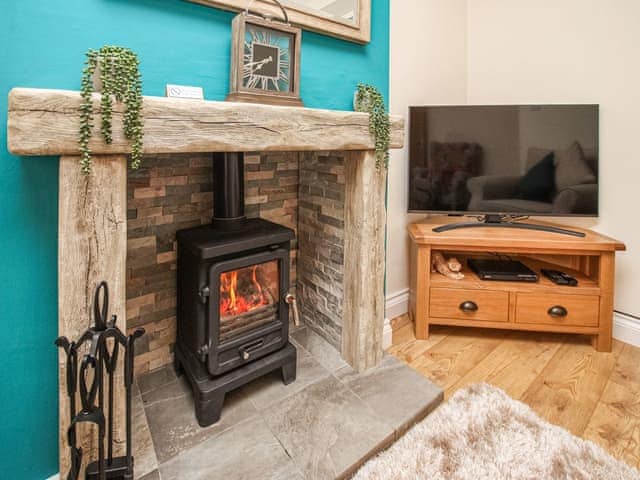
xmin=467 ymin=142 xmax=598 ymax=215
xmin=410 ymin=142 xmax=482 ymax=211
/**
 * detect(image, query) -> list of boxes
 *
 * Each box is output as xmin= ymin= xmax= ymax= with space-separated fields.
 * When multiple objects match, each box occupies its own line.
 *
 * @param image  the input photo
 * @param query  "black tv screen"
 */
xmin=408 ymin=105 xmax=599 ymax=216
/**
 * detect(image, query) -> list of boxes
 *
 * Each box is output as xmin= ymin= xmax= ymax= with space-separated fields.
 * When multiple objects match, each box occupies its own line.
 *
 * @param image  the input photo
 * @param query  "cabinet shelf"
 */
xmin=429 ymin=253 xmax=601 ymax=296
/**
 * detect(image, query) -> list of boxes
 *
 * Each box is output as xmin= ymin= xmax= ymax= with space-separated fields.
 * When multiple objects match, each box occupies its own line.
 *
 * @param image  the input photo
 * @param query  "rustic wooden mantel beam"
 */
xmin=7 ymin=88 xmax=404 ymax=156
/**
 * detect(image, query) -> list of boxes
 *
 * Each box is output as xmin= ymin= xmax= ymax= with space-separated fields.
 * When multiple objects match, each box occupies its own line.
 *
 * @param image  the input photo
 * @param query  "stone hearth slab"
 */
xmin=133 ymin=390 xmax=159 ymax=479
xmin=291 ymin=327 xmax=349 ymax=372
xmin=159 ymin=416 xmax=304 ymax=480
xmin=136 ymin=327 xmax=442 ymax=479
xmin=142 ymin=374 xmax=258 ymax=463
xmin=242 ymin=344 xmax=331 ymax=410
xmin=261 ymin=374 xmax=395 ymax=479
xmin=137 ymin=366 xmax=178 ymax=395
xmin=138 ymin=470 xmax=161 ymax=480
xmin=334 ymin=355 xmax=444 ymax=438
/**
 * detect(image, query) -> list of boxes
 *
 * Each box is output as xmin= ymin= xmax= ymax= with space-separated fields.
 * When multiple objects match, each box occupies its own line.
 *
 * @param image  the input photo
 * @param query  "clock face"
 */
xmin=243 ymin=23 xmax=294 ymax=93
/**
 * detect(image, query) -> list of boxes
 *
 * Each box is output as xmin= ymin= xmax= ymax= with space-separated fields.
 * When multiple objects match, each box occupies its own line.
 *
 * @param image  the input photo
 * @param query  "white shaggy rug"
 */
xmin=354 ymin=383 xmax=640 ymax=480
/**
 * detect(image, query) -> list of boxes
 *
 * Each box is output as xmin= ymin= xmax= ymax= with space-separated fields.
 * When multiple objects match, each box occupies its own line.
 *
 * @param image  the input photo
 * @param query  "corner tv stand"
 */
xmin=409 ymin=216 xmax=626 ymax=351
xmin=432 ymin=214 xmax=586 ymax=238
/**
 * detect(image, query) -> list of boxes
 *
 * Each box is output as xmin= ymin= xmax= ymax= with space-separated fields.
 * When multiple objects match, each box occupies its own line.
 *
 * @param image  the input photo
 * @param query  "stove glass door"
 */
xmin=218 ymin=259 xmax=280 ymax=342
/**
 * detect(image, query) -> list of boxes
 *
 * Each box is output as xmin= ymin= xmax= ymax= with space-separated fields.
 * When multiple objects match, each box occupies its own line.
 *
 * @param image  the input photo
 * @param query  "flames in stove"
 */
xmin=219 ymin=265 xmax=271 ymax=317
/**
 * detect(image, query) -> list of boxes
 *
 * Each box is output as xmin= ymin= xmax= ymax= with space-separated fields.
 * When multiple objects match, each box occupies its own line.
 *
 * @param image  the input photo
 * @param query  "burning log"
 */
xmin=219 ymin=269 xmax=278 ymax=342
xmin=219 ymin=301 xmax=278 ymax=342
xmin=219 ymin=265 xmax=273 ymax=316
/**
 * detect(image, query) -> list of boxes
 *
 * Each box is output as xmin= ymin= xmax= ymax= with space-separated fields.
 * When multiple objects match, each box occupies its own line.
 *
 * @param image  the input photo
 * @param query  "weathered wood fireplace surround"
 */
xmin=7 ymin=87 xmax=404 ymax=473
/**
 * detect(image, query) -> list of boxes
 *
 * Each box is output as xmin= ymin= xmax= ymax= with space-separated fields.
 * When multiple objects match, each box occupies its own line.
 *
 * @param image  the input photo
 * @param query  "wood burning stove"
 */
xmin=175 ymin=152 xmax=297 ymax=427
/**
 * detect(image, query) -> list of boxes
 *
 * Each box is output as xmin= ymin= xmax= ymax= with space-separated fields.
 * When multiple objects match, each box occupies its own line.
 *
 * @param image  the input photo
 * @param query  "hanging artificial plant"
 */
xmin=354 ymin=83 xmax=391 ymax=170
xmin=79 ymin=45 xmax=144 ymax=173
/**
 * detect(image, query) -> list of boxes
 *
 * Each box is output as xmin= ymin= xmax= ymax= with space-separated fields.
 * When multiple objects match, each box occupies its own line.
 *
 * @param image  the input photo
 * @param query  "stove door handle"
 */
xmin=198 ymin=286 xmax=211 ymax=304
xmin=285 ymin=294 xmax=300 ymax=327
xmin=239 ymin=339 xmax=264 ymax=361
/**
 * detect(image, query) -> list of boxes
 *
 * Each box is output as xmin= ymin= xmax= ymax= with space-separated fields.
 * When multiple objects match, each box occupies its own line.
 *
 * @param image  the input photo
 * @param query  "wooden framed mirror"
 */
xmin=187 ymin=0 xmax=371 ymax=43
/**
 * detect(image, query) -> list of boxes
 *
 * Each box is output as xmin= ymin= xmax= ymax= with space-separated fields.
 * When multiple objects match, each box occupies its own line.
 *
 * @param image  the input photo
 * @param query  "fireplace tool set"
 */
xmin=56 ymin=281 xmax=144 ymax=480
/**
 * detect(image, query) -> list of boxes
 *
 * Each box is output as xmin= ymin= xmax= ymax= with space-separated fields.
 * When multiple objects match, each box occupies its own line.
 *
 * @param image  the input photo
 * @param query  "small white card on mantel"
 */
xmin=165 ymin=84 xmax=204 ymax=100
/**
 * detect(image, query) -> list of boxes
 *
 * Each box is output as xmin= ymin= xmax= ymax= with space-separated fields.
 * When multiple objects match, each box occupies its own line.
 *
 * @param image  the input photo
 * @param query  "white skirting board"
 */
xmin=383 ymin=288 xmax=410 ymax=350
xmin=384 ymin=289 xmax=640 ymax=348
xmin=384 ymin=288 xmax=410 ymax=322
xmin=46 ymin=474 xmax=60 ymax=480
xmin=613 ymin=311 xmax=640 ymax=347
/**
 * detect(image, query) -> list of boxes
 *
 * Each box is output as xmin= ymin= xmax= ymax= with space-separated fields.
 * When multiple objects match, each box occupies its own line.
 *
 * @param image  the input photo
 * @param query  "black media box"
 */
xmin=467 ymin=258 xmax=538 ymax=282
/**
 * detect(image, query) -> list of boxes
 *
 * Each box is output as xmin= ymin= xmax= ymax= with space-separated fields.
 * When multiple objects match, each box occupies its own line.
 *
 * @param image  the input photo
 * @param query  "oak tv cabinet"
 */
xmin=408 ymin=216 xmax=626 ymax=351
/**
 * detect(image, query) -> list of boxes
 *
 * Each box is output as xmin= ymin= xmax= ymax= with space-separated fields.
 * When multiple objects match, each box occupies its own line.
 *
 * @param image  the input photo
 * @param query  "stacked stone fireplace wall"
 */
xmin=297 ymin=152 xmax=346 ymax=349
xmin=126 ymin=151 xmax=345 ymax=375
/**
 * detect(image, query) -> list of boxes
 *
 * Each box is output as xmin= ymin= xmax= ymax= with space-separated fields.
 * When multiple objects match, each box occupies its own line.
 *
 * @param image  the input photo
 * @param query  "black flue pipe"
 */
xmin=212 ymin=152 xmax=246 ymax=228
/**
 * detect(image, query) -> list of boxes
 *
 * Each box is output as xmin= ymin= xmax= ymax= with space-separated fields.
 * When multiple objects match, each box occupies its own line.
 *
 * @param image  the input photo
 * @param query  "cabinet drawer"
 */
xmin=430 ymin=288 xmax=509 ymax=322
xmin=515 ymin=293 xmax=599 ymax=327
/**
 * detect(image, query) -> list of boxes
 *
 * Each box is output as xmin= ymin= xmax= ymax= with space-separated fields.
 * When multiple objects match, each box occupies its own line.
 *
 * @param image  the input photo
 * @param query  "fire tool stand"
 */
xmin=56 ymin=282 xmax=144 ymax=480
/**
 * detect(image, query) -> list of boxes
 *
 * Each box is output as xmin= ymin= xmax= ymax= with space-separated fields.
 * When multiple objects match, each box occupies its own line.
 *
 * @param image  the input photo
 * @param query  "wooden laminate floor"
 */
xmin=388 ymin=315 xmax=640 ymax=469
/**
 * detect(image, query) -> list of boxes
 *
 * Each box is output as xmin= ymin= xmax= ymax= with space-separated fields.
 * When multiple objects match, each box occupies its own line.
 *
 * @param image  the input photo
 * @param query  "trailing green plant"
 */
xmin=79 ymin=45 xmax=144 ymax=173
xmin=354 ymin=83 xmax=390 ymax=170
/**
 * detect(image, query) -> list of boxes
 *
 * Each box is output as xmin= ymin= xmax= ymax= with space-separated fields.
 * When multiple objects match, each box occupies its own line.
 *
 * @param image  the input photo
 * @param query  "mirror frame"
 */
xmin=187 ymin=0 xmax=371 ymax=44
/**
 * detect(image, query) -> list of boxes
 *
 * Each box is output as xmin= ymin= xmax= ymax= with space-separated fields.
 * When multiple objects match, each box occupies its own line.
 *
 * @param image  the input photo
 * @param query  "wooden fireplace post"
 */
xmin=342 ymin=150 xmax=387 ymax=371
xmin=58 ymin=154 xmax=128 ymax=474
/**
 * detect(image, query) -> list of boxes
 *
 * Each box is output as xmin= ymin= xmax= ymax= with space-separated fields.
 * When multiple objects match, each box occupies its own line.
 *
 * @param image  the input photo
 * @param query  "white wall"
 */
xmin=388 ymin=0 xmax=639 ymax=320
xmin=466 ymin=0 xmax=640 ymax=317
xmin=387 ymin=0 xmax=468 ymax=310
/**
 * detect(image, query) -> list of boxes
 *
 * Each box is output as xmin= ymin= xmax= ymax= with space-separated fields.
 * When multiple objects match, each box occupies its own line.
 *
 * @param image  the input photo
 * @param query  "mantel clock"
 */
xmin=227 ymin=0 xmax=303 ymax=106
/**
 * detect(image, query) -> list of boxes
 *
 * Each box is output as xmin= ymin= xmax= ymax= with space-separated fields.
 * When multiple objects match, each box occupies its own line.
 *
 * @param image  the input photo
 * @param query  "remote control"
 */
xmin=541 ymin=269 xmax=578 ymax=286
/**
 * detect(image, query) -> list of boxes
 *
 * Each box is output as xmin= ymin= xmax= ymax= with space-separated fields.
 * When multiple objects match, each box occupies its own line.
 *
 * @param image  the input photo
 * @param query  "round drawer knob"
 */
xmin=548 ymin=305 xmax=568 ymax=318
xmin=459 ymin=301 xmax=478 ymax=312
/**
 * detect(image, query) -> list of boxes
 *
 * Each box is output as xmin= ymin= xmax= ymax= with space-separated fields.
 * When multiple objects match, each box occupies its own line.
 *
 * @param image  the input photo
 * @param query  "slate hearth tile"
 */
xmin=261 ymin=375 xmax=395 ymax=480
xmin=289 ymin=317 xmax=305 ymax=334
xmin=133 ymin=392 xmax=159 ymax=479
xmin=159 ymin=415 xmax=303 ymax=480
xmin=142 ymin=375 xmax=258 ymax=463
xmin=132 ymin=381 xmax=141 ymax=399
xmin=242 ymin=346 xmax=331 ymax=410
xmin=137 ymin=365 xmax=176 ymax=395
xmin=291 ymin=327 xmax=348 ymax=372
xmin=138 ymin=469 xmax=161 ymax=480
xmin=334 ymin=355 xmax=444 ymax=438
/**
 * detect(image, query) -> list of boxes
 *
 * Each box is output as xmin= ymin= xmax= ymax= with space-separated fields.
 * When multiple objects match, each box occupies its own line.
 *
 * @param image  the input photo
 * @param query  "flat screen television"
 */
xmin=408 ymin=105 xmax=599 ymax=217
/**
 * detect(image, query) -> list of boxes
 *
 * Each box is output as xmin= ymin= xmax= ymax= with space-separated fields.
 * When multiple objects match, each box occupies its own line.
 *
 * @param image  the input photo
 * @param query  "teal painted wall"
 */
xmin=0 ymin=0 xmax=389 ymax=478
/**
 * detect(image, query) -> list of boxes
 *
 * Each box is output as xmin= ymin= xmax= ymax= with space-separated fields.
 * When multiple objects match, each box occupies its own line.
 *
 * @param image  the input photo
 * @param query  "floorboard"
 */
xmin=448 ymin=332 xmax=563 ymax=399
xmin=521 ymin=340 xmax=621 ymax=436
xmin=407 ymin=327 xmax=504 ymax=393
xmin=583 ymin=343 xmax=640 ymax=467
xmin=389 ymin=315 xmax=640 ymax=468
xmin=387 ymin=325 xmax=450 ymax=364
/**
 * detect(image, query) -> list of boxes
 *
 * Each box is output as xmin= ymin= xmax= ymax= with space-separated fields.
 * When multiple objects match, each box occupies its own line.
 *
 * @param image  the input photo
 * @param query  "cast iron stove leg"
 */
xmin=195 ymin=392 xmax=226 ymax=427
xmin=281 ymin=356 xmax=297 ymax=385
